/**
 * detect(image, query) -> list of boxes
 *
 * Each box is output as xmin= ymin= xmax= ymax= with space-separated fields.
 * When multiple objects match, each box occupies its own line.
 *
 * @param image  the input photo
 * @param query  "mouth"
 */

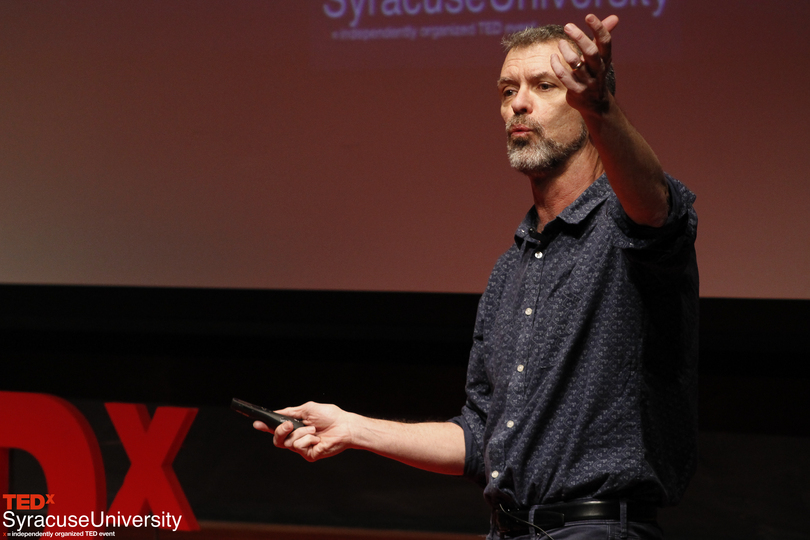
xmin=507 ymin=122 xmax=535 ymax=138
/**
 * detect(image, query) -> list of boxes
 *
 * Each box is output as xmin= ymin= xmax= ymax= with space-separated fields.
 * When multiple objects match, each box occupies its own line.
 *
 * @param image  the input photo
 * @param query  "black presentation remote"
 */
xmin=231 ymin=398 xmax=306 ymax=430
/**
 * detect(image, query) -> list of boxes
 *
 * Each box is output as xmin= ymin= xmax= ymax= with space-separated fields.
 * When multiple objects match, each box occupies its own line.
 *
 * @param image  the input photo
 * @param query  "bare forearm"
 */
xmin=584 ymin=96 xmax=669 ymax=227
xmin=555 ymin=16 xmax=670 ymax=227
xmin=347 ymin=414 xmax=466 ymax=475
xmin=263 ymin=402 xmax=466 ymax=474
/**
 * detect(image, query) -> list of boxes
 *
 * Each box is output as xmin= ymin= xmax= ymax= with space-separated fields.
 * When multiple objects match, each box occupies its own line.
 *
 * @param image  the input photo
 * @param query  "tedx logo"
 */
xmin=3 ymin=494 xmax=55 ymax=510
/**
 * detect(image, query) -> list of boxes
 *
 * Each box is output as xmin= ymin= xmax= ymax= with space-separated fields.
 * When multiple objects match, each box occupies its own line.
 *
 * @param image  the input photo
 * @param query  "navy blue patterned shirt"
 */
xmin=452 ymin=174 xmax=699 ymax=513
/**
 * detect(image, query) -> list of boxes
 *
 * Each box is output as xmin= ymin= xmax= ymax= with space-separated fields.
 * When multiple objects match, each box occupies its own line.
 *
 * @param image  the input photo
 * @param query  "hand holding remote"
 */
xmin=255 ymin=401 xmax=354 ymax=463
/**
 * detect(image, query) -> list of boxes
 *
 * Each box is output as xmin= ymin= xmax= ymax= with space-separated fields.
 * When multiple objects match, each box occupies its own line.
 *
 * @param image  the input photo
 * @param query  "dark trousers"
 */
xmin=495 ymin=520 xmax=664 ymax=540
xmin=491 ymin=500 xmax=664 ymax=540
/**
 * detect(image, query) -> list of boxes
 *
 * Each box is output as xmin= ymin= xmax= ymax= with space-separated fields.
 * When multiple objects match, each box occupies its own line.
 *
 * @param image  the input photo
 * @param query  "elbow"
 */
xmin=637 ymin=207 xmax=670 ymax=228
xmin=626 ymin=204 xmax=669 ymax=228
xmin=630 ymin=176 xmax=671 ymax=228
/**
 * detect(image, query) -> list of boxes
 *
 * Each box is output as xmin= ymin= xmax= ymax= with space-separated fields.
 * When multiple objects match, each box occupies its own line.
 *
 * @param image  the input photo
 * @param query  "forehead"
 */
xmin=500 ymin=42 xmax=558 ymax=80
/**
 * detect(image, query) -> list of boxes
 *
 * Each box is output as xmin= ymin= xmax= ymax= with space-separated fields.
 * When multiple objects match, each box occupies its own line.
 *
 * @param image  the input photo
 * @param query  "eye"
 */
xmin=537 ymin=82 xmax=554 ymax=91
xmin=500 ymin=87 xmax=517 ymax=101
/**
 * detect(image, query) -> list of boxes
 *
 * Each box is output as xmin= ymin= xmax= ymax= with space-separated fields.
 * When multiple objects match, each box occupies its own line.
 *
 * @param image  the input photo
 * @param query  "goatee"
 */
xmin=506 ymin=115 xmax=588 ymax=176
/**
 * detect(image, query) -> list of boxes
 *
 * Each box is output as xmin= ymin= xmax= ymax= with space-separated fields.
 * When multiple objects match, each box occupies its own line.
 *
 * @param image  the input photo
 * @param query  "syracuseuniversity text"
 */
xmin=323 ymin=0 xmax=668 ymax=27
xmin=3 ymin=511 xmax=184 ymax=533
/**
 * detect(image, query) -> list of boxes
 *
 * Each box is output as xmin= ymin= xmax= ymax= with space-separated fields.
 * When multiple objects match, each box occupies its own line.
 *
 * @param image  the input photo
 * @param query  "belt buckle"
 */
xmin=495 ymin=505 xmax=519 ymax=535
xmin=497 ymin=504 xmax=564 ymax=536
xmin=529 ymin=508 xmax=565 ymax=530
xmin=495 ymin=505 xmax=526 ymax=536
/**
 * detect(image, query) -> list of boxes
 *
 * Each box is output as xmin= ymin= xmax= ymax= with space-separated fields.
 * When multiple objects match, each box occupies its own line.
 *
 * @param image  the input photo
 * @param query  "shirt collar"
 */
xmin=514 ymin=174 xmax=611 ymax=246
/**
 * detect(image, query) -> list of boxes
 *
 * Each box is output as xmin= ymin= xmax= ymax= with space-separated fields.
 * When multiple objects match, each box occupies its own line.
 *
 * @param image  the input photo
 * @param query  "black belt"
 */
xmin=495 ymin=500 xmax=658 ymax=537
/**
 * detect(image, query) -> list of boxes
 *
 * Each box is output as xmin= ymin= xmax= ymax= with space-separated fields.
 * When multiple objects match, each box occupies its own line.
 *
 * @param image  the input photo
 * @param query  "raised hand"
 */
xmin=550 ymin=14 xmax=619 ymax=115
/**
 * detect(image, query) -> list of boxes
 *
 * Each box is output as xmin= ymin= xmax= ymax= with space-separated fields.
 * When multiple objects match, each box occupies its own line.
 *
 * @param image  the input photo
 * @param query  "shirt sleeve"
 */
xmin=448 ymin=252 xmax=512 ymax=487
xmin=448 ymin=413 xmax=486 ymax=486
xmin=610 ymin=174 xmax=698 ymax=273
xmin=453 ymin=322 xmax=491 ymax=486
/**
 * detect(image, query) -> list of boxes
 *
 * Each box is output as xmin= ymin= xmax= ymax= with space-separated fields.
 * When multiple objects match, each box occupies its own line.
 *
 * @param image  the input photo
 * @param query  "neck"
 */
xmin=528 ymin=143 xmax=603 ymax=228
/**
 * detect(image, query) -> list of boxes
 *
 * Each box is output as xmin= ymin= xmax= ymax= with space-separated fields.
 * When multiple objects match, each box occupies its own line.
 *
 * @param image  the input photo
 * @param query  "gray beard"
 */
xmin=506 ymin=117 xmax=588 ymax=176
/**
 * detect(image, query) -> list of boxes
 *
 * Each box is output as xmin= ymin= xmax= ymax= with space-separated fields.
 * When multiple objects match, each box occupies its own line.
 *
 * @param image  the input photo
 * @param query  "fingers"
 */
xmin=275 ymin=401 xmax=325 ymax=426
xmin=551 ymin=40 xmax=593 ymax=98
xmin=564 ymin=23 xmax=598 ymax=73
xmin=274 ymin=404 xmax=307 ymax=419
xmin=281 ymin=424 xmax=324 ymax=461
xmin=255 ymin=415 xmax=324 ymax=460
xmin=556 ymin=40 xmax=584 ymax=75
xmin=270 ymin=420 xmax=320 ymax=459
xmin=253 ymin=420 xmax=271 ymax=433
xmin=254 ymin=401 xmax=347 ymax=462
xmin=562 ymin=14 xmax=619 ymax=74
xmin=282 ymin=427 xmax=321 ymax=452
xmin=272 ymin=420 xmax=315 ymax=447
xmin=600 ymin=14 xmax=619 ymax=33
xmin=585 ymin=14 xmax=616 ymax=70
xmin=553 ymin=14 xmax=619 ymax=112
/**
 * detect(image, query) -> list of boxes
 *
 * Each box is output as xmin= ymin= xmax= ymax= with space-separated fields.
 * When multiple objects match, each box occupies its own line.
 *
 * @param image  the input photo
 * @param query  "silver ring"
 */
xmin=572 ymin=59 xmax=585 ymax=70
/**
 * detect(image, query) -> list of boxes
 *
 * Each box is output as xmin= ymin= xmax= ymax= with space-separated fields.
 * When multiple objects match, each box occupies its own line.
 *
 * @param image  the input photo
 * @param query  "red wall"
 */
xmin=1 ymin=0 xmax=808 ymax=298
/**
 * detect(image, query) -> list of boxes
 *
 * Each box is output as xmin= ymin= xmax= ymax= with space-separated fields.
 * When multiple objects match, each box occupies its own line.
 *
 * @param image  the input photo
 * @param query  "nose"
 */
xmin=511 ymin=86 xmax=532 ymax=115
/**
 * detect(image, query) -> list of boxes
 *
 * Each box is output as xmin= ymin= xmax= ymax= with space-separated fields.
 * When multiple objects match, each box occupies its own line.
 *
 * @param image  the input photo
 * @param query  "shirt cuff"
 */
xmin=449 ymin=414 xmax=486 ymax=487
xmin=612 ymin=174 xmax=696 ymax=250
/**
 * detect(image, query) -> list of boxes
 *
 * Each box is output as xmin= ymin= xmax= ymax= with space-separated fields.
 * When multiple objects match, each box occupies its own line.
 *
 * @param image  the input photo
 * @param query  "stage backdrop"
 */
xmin=2 ymin=0 xmax=809 ymax=299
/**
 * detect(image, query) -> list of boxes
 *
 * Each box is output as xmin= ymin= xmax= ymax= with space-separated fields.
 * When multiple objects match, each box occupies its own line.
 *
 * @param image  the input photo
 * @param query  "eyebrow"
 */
xmin=497 ymin=71 xmax=556 ymax=88
xmin=496 ymin=76 xmax=514 ymax=88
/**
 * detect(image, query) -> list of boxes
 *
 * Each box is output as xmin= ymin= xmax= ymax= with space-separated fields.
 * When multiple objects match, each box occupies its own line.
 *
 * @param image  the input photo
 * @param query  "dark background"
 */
xmin=3 ymin=285 xmax=809 ymax=539
xmin=3 ymin=1 xmax=810 ymax=538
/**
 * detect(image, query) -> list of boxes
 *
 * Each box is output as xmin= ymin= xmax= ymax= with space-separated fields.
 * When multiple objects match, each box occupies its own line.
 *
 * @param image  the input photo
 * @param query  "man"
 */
xmin=258 ymin=14 xmax=698 ymax=540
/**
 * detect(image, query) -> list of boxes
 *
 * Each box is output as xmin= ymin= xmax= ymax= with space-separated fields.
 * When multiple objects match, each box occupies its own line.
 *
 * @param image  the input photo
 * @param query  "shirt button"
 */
xmin=506 ymin=420 xmax=515 ymax=428
xmin=517 ymin=365 xmax=525 ymax=372
xmin=491 ymin=471 xmax=499 ymax=479
xmin=535 ymin=251 xmax=543 ymax=259
xmin=524 ymin=308 xmax=533 ymax=316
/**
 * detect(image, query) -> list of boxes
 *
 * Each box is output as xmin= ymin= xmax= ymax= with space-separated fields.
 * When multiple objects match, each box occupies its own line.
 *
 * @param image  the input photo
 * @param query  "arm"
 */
xmin=551 ymin=14 xmax=670 ymax=228
xmin=254 ymin=401 xmax=466 ymax=475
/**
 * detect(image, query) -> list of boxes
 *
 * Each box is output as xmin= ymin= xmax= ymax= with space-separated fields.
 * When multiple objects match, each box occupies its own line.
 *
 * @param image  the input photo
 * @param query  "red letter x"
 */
xmin=106 ymin=404 xmax=199 ymax=530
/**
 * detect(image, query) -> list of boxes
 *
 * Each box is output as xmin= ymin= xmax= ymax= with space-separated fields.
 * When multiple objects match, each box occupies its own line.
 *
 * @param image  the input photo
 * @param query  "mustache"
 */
xmin=505 ymin=114 xmax=544 ymax=135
